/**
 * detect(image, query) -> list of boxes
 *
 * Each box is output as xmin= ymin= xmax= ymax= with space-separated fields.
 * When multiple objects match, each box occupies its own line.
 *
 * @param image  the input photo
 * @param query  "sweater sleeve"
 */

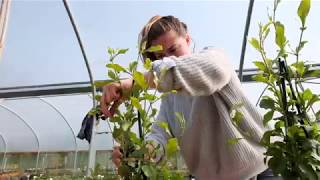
xmin=152 ymin=47 xmax=233 ymax=96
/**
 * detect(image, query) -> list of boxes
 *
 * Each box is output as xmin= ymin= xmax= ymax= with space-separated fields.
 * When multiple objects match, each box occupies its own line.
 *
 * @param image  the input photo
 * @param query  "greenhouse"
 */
xmin=0 ymin=0 xmax=320 ymax=179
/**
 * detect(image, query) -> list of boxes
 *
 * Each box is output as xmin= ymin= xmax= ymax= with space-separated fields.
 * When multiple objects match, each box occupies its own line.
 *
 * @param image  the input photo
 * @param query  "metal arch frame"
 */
xmin=0 ymin=133 xmax=7 ymax=171
xmin=62 ymin=0 xmax=98 ymax=176
xmin=0 ymin=104 xmax=41 ymax=171
xmin=38 ymin=97 xmax=78 ymax=172
xmin=238 ymin=0 xmax=255 ymax=82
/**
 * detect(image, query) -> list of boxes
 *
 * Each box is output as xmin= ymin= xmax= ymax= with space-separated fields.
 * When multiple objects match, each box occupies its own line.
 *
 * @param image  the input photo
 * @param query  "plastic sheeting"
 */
xmin=0 ymin=0 xmax=248 ymax=88
xmin=0 ymin=0 xmax=319 ymax=154
xmin=0 ymin=94 xmax=112 ymax=153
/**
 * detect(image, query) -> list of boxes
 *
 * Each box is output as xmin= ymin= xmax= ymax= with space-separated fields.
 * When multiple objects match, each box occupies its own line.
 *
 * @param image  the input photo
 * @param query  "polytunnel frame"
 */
xmin=0 ymin=104 xmax=40 ymax=171
xmin=0 ymin=133 xmax=7 ymax=171
xmin=62 ymin=0 xmax=98 ymax=176
xmin=38 ymin=97 xmax=78 ymax=173
xmin=0 ymin=0 xmax=319 ymax=177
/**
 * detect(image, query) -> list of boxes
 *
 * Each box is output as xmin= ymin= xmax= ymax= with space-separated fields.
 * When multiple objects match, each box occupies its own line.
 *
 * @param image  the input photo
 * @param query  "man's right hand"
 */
xmin=112 ymin=146 xmax=123 ymax=168
xmin=100 ymin=79 xmax=133 ymax=118
xmin=112 ymin=143 xmax=156 ymax=168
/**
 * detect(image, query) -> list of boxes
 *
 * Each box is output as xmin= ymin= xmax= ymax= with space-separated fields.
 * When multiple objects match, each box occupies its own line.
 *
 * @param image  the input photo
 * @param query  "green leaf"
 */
xmin=262 ymin=22 xmax=272 ymax=33
xmin=129 ymin=61 xmax=138 ymax=72
xmin=108 ymin=70 xmax=117 ymax=80
xmin=307 ymin=69 xmax=320 ymax=78
xmin=129 ymin=132 xmax=140 ymax=145
xmin=145 ymin=45 xmax=163 ymax=53
xmin=298 ymin=0 xmax=311 ymax=26
xmin=143 ymin=58 xmax=152 ymax=71
xmin=297 ymin=40 xmax=308 ymax=52
xmin=275 ymin=21 xmax=286 ymax=49
xmin=231 ymin=110 xmax=243 ymax=127
xmin=109 ymin=115 xmax=121 ymax=123
xmin=253 ymin=61 xmax=266 ymax=72
xmin=143 ymin=92 xmax=157 ymax=101
xmin=268 ymin=73 xmax=277 ymax=84
xmin=161 ymin=167 xmax=170 ymax=179
xmin=157 ymin=121 xmax=169 ymax=130
xmin=260 ymin=130 xmax=277 ymax=146
xmin=106 ymin=63 xmax=126 ymax=72
xmin=130 ymin=149 xmax=144 ymax=159
xmin=112 ymin=127 xmax=122 ymax=140
xmin=130 ymin=97 xmax=142 ymax=110
xmin=252 ymin=74 xmax=268 ymax=83
xmin=133 ymin=71 xmax=148 ymax=89
xmin=306 ymin=94 xmax=320 ymax=109
xmin=107 ymin=47 xmax=114 ymax=55
xmin=94 ymin=95 xmax=101 ymax=101
xmin=315 ymin=110 xmax=320 ymax=120
xmin=227 ymin=138 xmax=243 ymax=145
xmin=268 ymin=156 xmax=286 ymax=175
xmin=156 ymin=121 xmax=172 ymax=136
xmin=292 ymin=61 xmax=306 ymax=76
xmin=260 ymin=96 xmax=275 ymax=109
xmin=299 ymin=163 xmax=318 ymax=180
xmin=288 ymin=126 xmax=305 ymax=138
xmin=118 ymin=48 xmax=129 ymax=54
xmin=88 ymin=107 xmax=100 ymax=116
xmin=275 ymin=120 xmax=284 ymax=130
xmin=122 ymin=121 xmax=131 ymax=131
xmin=302 ymin=88 xmax=313 ymax=101
xmin=94 ymin=80 xmax=114 ymax=87
xmin=249 ymin=38 xmax=261 ymax=51
xmin=142 ymin=165 xmax=156 ymax=178
xmin=166 ymin=138 xmax=179 ymax=157
xmin=263 ymin=110 xmax=274 ymax=126
xmin=151 ymin=108 xmax=157 ymax=117
xmin=263 ymin=27 xmax=271 ymax=40
xmin=118 ymin=165 xmax=130 ymax=177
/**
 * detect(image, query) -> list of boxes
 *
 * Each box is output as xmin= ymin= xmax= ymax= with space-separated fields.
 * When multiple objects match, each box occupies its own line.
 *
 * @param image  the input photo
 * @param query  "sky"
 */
xmin=0 ymin=0 xmax=319 ymax=88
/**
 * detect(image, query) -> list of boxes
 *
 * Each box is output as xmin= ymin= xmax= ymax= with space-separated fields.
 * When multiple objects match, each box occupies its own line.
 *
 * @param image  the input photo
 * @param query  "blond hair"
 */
xmin=138 ymin=15 xmax=188 ymax=61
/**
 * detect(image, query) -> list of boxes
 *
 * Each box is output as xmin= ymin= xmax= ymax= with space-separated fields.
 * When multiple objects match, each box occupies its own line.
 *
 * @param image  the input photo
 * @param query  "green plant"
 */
xmin=93 ymin=45 xmax=185 ymax=179
xmin=249 ymin=0 xmax=320 ymax=179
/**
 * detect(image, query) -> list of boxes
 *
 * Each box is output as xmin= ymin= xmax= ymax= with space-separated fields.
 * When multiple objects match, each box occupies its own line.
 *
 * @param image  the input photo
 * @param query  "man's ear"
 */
xmin=186 ymin=33 xmax=191 ymax=46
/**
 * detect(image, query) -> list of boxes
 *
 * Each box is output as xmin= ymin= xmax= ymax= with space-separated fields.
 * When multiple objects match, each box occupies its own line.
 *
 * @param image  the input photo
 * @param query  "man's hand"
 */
xmin=112 ymin=143 xmax=156 ymax=169
xmin=100 ymin=79 xmax=133 ymax=117
xmin=144 ymin=143 xmax=156 ymax=161
xmin=112 ymin=146 xmax=122 ymax=168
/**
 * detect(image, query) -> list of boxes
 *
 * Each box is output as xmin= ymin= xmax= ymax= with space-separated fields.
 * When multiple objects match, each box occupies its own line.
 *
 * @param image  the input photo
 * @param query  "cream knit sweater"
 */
xmin=147 ymin=47 xmax=268 ymax=180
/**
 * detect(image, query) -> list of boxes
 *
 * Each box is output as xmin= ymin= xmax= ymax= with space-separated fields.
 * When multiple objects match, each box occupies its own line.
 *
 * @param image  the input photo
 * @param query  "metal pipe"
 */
xmin=39 ymin=98 xmax=78 ymax=173
xmin=238 ymin=0 xmax=255 ymax=81
xmin=0 ymin=134 xmax=7 ymax=171
xmin=62 ymin=0 xmax=97 ymax=176
xmin=0 ymin=104 xmax=41 ymax=171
